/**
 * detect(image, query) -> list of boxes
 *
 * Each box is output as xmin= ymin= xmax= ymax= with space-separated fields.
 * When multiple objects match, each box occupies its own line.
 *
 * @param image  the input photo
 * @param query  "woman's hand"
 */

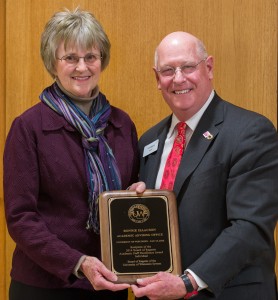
xmin=80 ymin=256 xmax=130 ymax=291
xmin=128 ymin=181 xmax=146 ymax=193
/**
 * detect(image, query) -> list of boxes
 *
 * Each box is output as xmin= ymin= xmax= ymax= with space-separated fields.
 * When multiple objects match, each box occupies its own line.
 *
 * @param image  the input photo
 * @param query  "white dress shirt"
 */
xmin=155 ymin=90 xmax=215 ymax=189
xmin=155 ymin=90 xmax=215 ymax=290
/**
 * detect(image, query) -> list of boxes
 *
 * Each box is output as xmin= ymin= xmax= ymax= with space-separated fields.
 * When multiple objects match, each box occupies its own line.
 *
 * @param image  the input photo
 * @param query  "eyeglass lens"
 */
xmin=158 ymin=59 xmax=205 ymax=77
xmin=59 ymin=53 xmax=101 ymax=65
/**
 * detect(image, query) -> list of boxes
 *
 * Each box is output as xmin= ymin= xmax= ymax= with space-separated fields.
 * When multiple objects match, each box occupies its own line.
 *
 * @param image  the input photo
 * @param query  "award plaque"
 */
xmin=99 ymin=189 xmax=181 ymax=283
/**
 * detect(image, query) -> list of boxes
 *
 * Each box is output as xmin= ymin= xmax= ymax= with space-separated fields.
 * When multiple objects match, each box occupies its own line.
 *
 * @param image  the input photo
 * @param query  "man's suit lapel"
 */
xmin=174 ymin=95 xmax=224 ymax=196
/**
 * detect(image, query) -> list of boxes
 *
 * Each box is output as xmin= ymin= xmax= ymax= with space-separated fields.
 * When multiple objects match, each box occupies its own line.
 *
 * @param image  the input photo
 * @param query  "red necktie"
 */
xmin=160 ymin=122 xmax=186 ymax=190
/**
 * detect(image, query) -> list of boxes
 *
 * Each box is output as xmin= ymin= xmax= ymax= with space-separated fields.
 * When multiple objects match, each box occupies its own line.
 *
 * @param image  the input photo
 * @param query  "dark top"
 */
xmin=4 ymin=101 xmax=139 ymax=290
xmin=139 ymin=93 xmax=278 ymax=299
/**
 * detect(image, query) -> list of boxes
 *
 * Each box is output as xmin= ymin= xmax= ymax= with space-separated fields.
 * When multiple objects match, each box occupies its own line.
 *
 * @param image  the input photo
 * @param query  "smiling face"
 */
xmin=54 ymin=42 xmax=102 ymax=98
xmin=154 ymin=32 xmax=214 ymax=121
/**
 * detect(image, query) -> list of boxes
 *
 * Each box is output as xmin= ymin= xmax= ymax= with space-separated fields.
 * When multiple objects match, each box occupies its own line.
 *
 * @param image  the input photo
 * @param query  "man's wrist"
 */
xmin=180 ymin=272 xmax=199 ymax=299
xmin=185 ymin=269 xmax=207 ymax=290
xmin=185 ymin=272 xmax=198 ymax=290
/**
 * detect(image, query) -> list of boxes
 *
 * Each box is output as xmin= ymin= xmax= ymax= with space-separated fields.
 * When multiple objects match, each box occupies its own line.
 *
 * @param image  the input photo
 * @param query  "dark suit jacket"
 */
xmin=139 ymin=93 xmax=278 ymax=300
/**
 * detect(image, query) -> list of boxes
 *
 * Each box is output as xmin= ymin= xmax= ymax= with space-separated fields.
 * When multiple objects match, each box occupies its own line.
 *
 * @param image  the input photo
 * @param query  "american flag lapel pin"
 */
xmin=203 ymin=131 xmax=213 ymax=140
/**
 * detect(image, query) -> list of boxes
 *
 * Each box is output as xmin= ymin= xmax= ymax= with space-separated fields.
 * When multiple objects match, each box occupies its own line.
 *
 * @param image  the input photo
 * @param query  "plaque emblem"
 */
xmin=128 ymin=204 xmax=150 ymax=223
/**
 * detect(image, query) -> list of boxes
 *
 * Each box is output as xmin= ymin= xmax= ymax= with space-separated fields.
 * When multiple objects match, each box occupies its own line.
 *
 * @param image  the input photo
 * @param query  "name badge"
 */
xmin=143 ymin=139 xmax=159 ymax=157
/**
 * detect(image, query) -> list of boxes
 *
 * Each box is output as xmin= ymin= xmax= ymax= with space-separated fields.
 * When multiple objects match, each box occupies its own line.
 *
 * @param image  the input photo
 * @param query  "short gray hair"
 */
xmin=41 ymin=8 xmax=111 ymax=78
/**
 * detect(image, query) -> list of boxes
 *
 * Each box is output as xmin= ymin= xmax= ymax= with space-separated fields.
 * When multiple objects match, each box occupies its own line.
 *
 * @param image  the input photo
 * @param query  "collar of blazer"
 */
xmin=173 ymin=94 xmax=224 ymax=196
xmin=140 ymin=93 xmax=224 ymax=192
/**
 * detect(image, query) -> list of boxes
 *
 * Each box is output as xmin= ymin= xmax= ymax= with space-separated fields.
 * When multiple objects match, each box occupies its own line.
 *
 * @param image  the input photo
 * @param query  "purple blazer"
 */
xmin=4 ymin=101 xmax=139 ymax=290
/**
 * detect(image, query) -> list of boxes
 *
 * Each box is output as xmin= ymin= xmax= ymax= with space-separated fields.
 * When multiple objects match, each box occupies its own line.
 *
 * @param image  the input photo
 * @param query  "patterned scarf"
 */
xmin=40 ymin=82 xmax=122 ymax=233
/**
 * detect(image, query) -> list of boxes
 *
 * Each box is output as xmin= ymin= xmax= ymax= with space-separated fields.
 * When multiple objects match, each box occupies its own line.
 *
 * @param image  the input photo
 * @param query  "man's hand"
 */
xmin=128 ymin=181 xmax=146 ymax=193
xmin=131 ymin=272 xmax=186 ymax=300
xmin=80 ymin=256 xmax=130 ymax=291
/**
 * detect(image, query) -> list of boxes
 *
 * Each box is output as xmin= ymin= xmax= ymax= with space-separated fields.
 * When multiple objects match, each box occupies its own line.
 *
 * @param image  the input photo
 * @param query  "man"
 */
xmin=130 ymin=32 xmax=278 ymax=299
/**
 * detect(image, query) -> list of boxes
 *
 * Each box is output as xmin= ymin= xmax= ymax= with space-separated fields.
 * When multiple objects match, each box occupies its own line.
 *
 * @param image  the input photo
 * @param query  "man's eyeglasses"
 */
xmin=156 ymin=58 xmax=206 ymax=78
xmin=56 ymin=53 xmax=102 ymax=66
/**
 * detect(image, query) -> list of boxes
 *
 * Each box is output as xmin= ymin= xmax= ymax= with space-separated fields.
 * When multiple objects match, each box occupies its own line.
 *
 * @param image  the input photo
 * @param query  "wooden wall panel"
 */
xmin=1 ymin=0 xmax=277 ymax=299
xmin=0 ymin=0 xmax=6 ymax=300
xmin=5 ymin=0 xmax=277 ymax=134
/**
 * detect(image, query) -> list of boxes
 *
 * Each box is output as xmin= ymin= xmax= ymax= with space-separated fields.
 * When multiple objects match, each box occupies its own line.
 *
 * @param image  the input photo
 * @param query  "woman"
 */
xmin=4 ymin=8 xmax=139 ymax=300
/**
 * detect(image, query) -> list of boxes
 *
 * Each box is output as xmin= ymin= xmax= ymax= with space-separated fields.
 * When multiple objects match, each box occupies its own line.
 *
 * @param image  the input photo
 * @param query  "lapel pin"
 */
xmin=203 ymin=131 xmax=213 ymax=140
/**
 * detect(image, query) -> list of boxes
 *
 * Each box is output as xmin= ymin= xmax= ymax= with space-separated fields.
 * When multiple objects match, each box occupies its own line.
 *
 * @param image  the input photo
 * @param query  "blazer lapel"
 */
xmin=174 ymin=95 xmax=224 ymax=196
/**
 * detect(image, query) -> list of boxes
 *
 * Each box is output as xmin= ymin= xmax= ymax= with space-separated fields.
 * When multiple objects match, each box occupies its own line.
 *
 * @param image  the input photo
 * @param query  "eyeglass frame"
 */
xmin=155 ymin=58 xmax=207 ymax=78
xmin=56 ymin=53 xmax=102 ymax=66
